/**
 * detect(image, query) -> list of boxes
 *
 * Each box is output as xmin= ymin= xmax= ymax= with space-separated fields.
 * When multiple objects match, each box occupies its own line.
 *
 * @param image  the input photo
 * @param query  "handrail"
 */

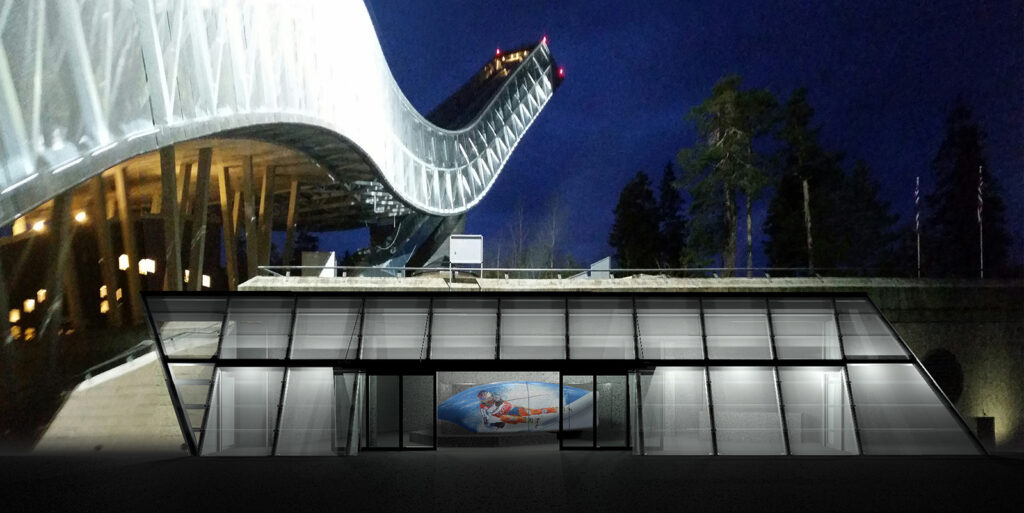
xmin=257 ymin=265 xmax=933 ymax=279
xmin=80 ymin=340 xmax=156 ymax=381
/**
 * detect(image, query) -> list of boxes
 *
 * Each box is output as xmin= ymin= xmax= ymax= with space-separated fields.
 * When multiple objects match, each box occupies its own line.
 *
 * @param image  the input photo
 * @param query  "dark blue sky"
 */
xmin=359 ymin=0 xmax=1022 ymax=268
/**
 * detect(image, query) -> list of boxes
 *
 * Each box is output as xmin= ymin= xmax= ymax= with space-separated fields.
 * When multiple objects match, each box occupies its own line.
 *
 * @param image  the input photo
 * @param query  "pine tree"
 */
xmin=679 ymin=75 xmax=776 ymax=276
xmin=609 ymin=171 xmax=661 ymax=269
xmin=657 ymin=163 xmax=689 ymax=267
xmin=837 ymin=160 xmax=899 ymax=272
xmin=923 ymin=98 xmax=1011 ymax=277
xmin=765 ymin=89 xmax=844 ymax=273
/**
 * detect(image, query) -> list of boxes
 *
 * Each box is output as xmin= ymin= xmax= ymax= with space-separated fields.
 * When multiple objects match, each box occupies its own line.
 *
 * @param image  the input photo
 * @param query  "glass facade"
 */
xmin=145 ymin=293 xmax=982 ymax=457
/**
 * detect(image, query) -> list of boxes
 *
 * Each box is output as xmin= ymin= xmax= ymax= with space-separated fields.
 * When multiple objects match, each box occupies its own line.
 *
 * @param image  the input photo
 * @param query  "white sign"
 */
xmin=449 ymin=235 xmax=483 ymax=265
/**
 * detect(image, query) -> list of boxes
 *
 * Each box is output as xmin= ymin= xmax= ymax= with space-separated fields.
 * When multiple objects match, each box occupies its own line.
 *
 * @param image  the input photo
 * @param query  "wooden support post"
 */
xmin=62 ymin=254 xmax=84 ymax=330
xmin=89 ymin=176 xmax=122 ymax=327
xmin=241 ymin=156 xmax=260 ymax=280
xmin=114 ymin=166 xmax=143 ymax=324
xmin=0 ymin=253 xmax=9 ymax=343
xmin=160 ymin=146 xmax=182 ymax=291
xmin=258 ymin=165 xmax=276 ymax=266
xmin=188 ymin=148 xmax=213 ymax=291
xmin=41 ymin=193 xmax=72 ymax=346
xmin=232 ymin=190 xmax=241 ymax=233
xmin=178 ymin=161 xmax=193 ymax=220
xmin=216 ymin=166 xmax=238 ymax=290
xmin=176 ymin=163 xmax=193 ymax=248
xmin=282 ymin=177 xmax=299 ymax=267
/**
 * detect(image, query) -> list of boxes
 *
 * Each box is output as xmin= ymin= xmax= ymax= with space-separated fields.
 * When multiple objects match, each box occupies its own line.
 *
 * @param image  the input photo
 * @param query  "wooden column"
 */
xmin=216 ymin=166 xmax=238 ymax=290
xmin=62 ymin=254 xmax=84 ymax=330
xmin=41 ymin=193 xmax=72 ymax=344
xmin=88 ymin=176 xmax=121 ymax=327
xmin=160 ymin=146 xmax=182 ymax=291
xmin=240 ymin=156 xmax=260 ymax=280
xmin=0 ymin=252 xmax=9 ymax=343
xmin=188 ymin=148 xmax=213 ymax=291
xmin=177 ymin=161 xmax=193 ymax=219
xmin=258 ymin=165 xmax=276 ymax=266
xmin=282 ymin=177 xmax=299 ymax=267
xmin=114 ymin=166 xmax=143 ymax=324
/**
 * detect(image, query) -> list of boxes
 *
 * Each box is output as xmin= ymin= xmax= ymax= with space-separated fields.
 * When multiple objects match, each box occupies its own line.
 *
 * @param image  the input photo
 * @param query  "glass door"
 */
xmin=560 ymin=373 xmax=630 ymax=449
xmin=365 ymin=374 xmax=436 ymax=450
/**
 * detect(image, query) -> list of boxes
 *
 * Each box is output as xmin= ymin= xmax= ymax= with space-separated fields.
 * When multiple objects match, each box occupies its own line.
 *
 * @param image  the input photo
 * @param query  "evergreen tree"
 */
xmin=679 ymin=75 xmax=776 ymax=275
xmin=657 ymin=163 xmax=689 ymax=267
xmin=924 ymin=98 xmax=1011 ymax=277
xmin=765 ymin=89 xmax=844 ymax=273
xmin=837 ymin=160 xmax=899 ymax=272
xmin=609 ymin=171 xmax=661 ymax=269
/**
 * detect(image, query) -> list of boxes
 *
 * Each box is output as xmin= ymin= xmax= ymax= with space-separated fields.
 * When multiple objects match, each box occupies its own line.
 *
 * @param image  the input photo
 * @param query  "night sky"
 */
xmin=357 ymin=0 xmax=1022 ymax=268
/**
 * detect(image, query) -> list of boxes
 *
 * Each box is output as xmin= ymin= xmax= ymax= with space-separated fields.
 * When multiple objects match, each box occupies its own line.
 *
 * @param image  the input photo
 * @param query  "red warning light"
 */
xmin=541 ymin=35 xmax=548 ymax=46
xmin=558 ymin=67 xmax=565 ymax=78
xmin=495 ymin=48 xmax=502 ymax=57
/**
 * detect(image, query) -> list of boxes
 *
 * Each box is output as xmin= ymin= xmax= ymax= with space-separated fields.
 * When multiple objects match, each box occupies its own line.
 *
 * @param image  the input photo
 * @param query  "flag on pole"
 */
xmin=914 ymin=176 xmax=920 ymax=233
xmin=977 ymin=165 xmax=984 ymax=223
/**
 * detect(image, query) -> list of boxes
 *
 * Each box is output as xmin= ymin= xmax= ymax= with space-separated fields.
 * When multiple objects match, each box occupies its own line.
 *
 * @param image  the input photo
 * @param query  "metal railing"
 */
xmin=258 ymin=265 xmax=921 ymax=280
xmin=80 ymin=340 xmax=156 ymax=381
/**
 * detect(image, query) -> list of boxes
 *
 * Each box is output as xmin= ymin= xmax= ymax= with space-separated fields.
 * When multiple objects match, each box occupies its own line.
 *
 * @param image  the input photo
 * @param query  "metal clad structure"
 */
xmin=0 ymin=0 xmax=559 ymax=226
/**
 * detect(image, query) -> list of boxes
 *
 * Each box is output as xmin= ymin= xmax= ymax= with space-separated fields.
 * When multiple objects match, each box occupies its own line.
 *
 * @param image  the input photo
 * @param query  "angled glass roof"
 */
xmin=143 ymin=292 xmax=982 ymax=457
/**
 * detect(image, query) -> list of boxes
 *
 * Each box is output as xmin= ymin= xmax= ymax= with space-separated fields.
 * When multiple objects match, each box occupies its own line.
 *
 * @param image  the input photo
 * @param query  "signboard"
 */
xmin=449 ymin=234 xmax=483 ymax=265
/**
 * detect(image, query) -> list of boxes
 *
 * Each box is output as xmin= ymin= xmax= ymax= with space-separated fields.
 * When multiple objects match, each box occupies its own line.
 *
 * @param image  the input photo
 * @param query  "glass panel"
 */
xmin=367 ymin=375 xmax=400 ymax=447
xmin=220 ymin=298 xmax=293 ymax=359
xmin=636 ymin=298 xmax=703 ymax=359
xmin=168 ymin=363 xmax=214 ymax=446
xmin=334 ymin=372 xmax=362 ymax=455
xmin=403 ymin=375 xmax=435 ymax=447
xmin=779 ymin=367 xmax=857 ymax=455
xmin=710 ymin=367 xmax=785 ymax=455
xmin=836 ymin=299 xmax=908 ymax=359
xmin=291 ymin=298 xmax=361 ymax=359
xmin=562 ymin=375 xmax=594 ymax=447
xmin=596 ymin=375 xmax=629 ymax=448
xmin=847 ymin=364 xmax=978 ymax=454
xmin=569 ymin=298 xmax=634 ymax=359
xmin=640 ymin=367 xmax=712 ymax=455
xmin=500 ymin=298 xmax=565 ymax=359
xmin=147 ymin=297 xmax=227 ymax=358
xmin=703 ymin=298 xmax=772 ymax=359
xmin=770 ymin=299 xmax=841 ymax=359
xmin=277 ymin=368 xmax=335 ymax=456
xmin=202 ymin=367 xmax=284 ymax=456
xmin=361 ymin=298 xmax=429 ymax=359
xmin=431 ymin=298 xmax=497 ymax=359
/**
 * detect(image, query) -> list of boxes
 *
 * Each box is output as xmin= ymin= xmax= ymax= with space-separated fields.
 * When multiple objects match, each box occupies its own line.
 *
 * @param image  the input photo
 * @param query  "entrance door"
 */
xmin=560 ymin=374 xmax=630 ymax=449
xmin=365 ymin=374 xmax=436 ymax=449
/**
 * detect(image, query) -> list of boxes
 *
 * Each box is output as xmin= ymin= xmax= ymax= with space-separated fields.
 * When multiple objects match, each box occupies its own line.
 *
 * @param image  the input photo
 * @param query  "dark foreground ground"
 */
xmin=2 ymin=448 xmax=1022 ymax=512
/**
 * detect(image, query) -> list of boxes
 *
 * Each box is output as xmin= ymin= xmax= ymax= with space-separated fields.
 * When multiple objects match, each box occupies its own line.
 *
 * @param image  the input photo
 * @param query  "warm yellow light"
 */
xmin=118 ymin=254 xmax=129 ymax=270
xmin=10 ymin=326 xmax=21 ymax=340
xmin=184 ymin=269 xmax=190 ymax=283
xmin=100 ymin=300 xmax=110 ymax=314
xmin=32 ymin=220 xmax=45 ymax=232
xmin=12 ymin=217 xmax=26 ymax=236
xmin=36 ymin=289 xmax=46 ymax=303
xmin=99 ymin=285 xmax=108 ymax=298
xmin=115 ymin=288 xmax=123 ymax=301
xmin=139 ymin=258 xmax=156 ymax=275
xmin=23 ymin=299 xmax=35 ymax=314
xmin=8 ymin=309 xmax=20 ymax=323
xmin=24 ymin=327 xmax=36 ymax=341
xmin=202 ymin=275 xmax=211 ymax=288
xmin=74 ymin=211 xmax=87 ymax=223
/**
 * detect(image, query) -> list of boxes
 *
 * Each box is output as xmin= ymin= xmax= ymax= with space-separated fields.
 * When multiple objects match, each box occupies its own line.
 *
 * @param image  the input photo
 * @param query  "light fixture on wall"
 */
xmin=139 ymin=258 xmax=156 ymax=275
xmin=118 ymin=254 xmax=129 ymax=270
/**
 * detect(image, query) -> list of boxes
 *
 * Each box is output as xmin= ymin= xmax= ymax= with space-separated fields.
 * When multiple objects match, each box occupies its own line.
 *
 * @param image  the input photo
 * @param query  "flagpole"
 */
xmin=978 ymin=165 xmax=984 ymax=279
xmin=915 ymin=176 xmax=921 ymax=278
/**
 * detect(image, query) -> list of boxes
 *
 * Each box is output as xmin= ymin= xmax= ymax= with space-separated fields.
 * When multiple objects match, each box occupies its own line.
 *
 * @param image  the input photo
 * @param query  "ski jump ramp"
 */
xmin=0 ymin=0 xmax=561 ymax=227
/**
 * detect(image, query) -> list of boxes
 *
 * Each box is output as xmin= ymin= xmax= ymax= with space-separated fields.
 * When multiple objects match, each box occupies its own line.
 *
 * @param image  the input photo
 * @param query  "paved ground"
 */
xmin=3 ymin=448 xmax=1022 ymax=512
